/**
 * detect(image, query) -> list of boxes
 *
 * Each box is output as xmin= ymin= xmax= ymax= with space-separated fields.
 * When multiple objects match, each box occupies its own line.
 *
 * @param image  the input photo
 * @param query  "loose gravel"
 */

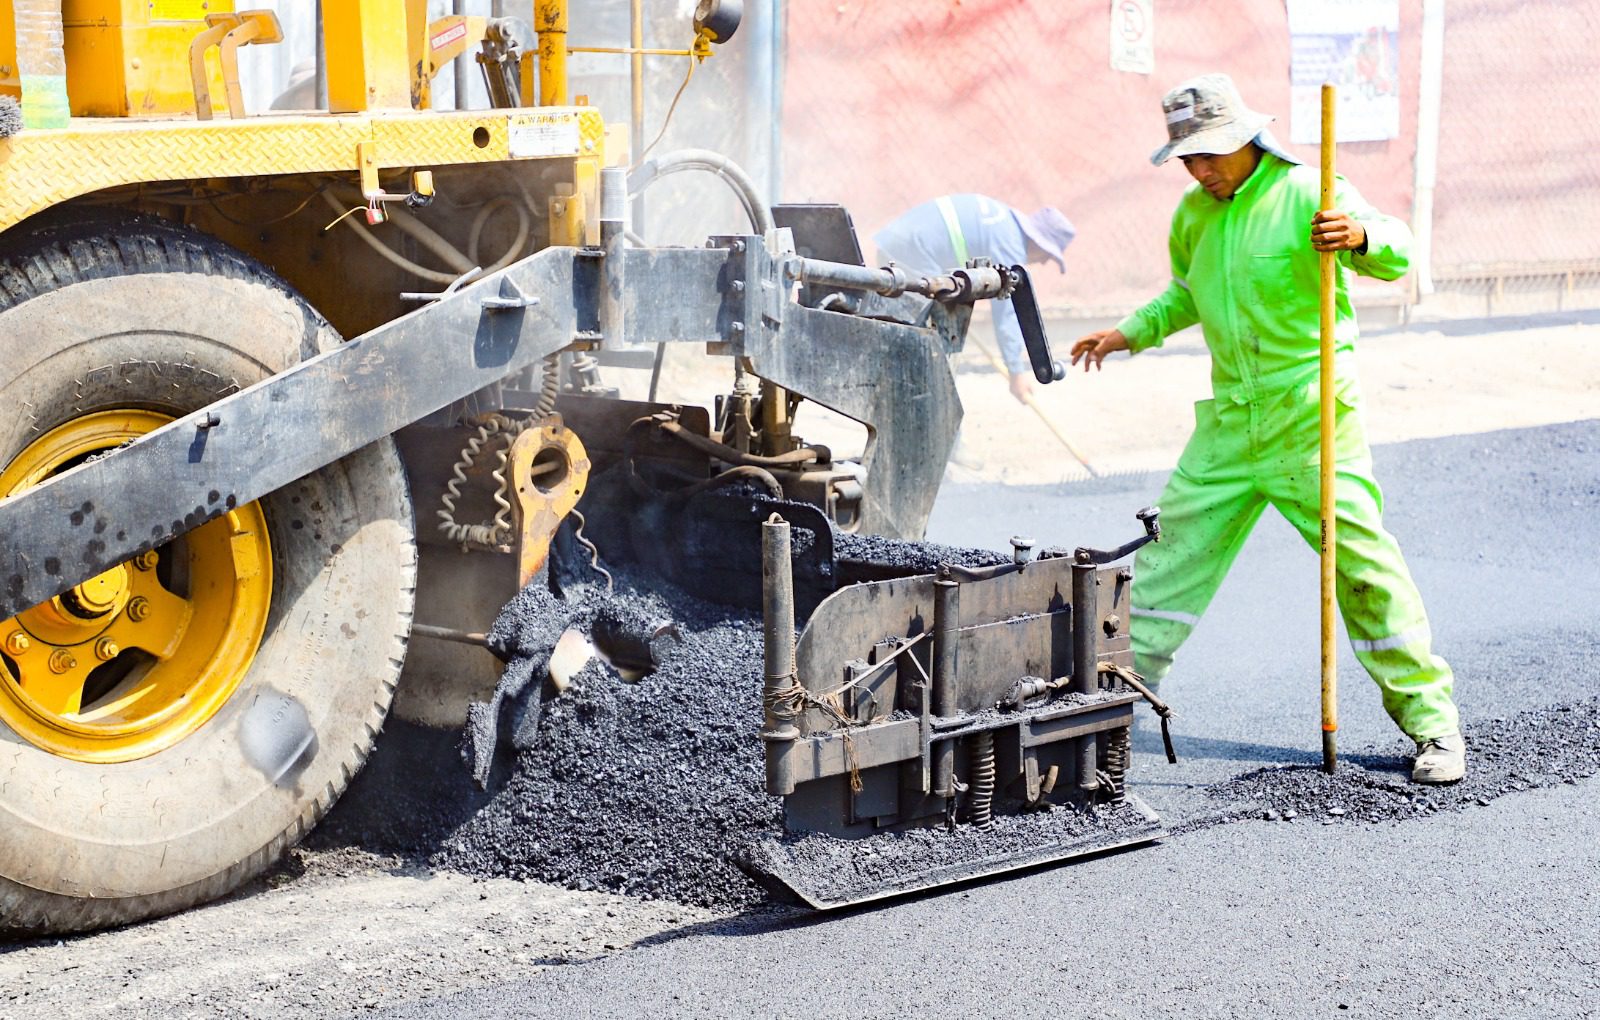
xmin=436 ymin=574 xmax=779 ymax=911
xmin=833 ymin=530 xmax=1010 ymax=572
xmin=1196 ymin=698 xmax=1600 ymax=829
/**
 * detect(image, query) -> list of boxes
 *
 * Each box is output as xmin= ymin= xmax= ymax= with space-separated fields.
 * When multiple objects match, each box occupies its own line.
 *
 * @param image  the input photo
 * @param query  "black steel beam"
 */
xmin=0 ymin=248 xmax=608 ymax=616
xmin=0 ymin=240 xmax=970 ymax=616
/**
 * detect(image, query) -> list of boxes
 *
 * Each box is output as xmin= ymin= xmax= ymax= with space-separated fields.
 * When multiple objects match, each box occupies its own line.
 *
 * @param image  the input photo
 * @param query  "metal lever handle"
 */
xmin=1006 ymin=264 xmax=1067 ymax=385
xmin=1073 ymin=506 xmax=1162 ymax=565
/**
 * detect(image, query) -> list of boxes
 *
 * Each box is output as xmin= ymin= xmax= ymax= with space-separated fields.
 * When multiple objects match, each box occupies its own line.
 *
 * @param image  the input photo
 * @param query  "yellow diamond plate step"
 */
xmin=0 ymin=107 xmax=607 ymax=234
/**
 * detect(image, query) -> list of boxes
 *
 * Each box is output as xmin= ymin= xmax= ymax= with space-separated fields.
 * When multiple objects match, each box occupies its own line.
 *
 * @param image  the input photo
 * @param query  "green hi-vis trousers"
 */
xmin=1130 ymin=375 xmax=1459 ymax=742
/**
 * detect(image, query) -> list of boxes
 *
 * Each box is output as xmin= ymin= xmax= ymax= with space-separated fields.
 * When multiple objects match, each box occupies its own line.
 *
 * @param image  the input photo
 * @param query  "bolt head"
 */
xmin=4 ymin=631 xmax=30 ymax=655
xmin=126 ymin=597 xmax=151 ymax=622
xmin=48 ymin=649 xmax=76 ymax=674
xmin=95 ymin=638 xmax=120 ymax=661
xmin=134 ymin=550 xmax=159 ymax=571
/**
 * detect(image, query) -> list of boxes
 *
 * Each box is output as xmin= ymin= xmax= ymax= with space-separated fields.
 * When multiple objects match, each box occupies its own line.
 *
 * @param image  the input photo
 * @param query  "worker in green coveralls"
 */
xmin=1070 ymin=74 xmax=1465 ymax=784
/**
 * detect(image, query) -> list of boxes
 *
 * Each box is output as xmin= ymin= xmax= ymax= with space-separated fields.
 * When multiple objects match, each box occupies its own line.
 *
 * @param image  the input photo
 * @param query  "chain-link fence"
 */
xmin=1429 ymin=0 xmax=1600 ymax=316
xmin=778 ymin=0 xmax=1600 ymax=321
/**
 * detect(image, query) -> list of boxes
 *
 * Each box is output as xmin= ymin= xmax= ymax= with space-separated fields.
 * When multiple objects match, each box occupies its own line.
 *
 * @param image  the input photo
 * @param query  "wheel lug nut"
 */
xmin=94 ymin=638 xmax=120 ymax=661
xmin=126 ymin=597 xmax=151 ymax=622
xmin=133 ymin=550 xmax=158 ymax=571
xmin=48 ymin=649 xmax=77 ymax=674
xmin=4 ymin=631 xmax=29 ymax=655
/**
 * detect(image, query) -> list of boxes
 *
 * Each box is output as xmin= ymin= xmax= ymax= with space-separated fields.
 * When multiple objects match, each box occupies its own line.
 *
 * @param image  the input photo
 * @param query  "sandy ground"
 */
xmin=0 ymin=312 xmax=1595 ymax=1019
xmin=924 ymin=312 xmax=1600 ymax=484
xmin=630 ymin=310 xmax=1600 ymax=485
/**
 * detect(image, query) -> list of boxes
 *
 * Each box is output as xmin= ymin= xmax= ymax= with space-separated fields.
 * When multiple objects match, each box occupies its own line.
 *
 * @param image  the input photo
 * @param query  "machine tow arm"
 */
xmin=0 ymin=240 xmax=1037 ymax=618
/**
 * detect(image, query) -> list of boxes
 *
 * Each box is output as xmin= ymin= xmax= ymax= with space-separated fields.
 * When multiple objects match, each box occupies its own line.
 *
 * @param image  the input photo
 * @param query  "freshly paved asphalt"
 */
xmin=376 ymin=419 xmax=1600 ymax=1020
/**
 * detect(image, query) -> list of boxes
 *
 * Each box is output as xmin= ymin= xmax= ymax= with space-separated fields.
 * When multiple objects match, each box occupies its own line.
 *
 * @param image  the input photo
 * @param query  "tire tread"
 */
xmin=0 ymin=216 xmax=416 ymax=937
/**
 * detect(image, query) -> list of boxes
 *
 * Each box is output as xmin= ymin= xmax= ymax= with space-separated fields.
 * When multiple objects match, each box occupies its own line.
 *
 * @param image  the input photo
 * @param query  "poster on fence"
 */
xmin=1109 ymin=0 xmax=1154 ymax=75
xmin=1286 ymin=0 xmax=1400 ymax=144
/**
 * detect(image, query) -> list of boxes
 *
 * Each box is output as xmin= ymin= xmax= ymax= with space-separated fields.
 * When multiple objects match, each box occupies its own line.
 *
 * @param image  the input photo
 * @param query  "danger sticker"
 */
xmin=508 ymin=114 xmax=581 ymax=159
xmin=431 ymin=23 xmax=470 ymax=51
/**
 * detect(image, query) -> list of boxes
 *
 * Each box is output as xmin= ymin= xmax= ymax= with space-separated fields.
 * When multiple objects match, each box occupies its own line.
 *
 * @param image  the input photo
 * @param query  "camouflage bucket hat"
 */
xmin=1150 ymin=73 xmax=1276 ymax=166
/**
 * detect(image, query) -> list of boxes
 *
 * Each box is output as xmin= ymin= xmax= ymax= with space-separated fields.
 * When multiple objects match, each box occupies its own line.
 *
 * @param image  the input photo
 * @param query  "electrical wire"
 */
xmin=204 ymin=184 xmax=332 ymax=228
xmin=320 ymin=192 xmax=459 ymax=284
xmin=632 ymin=54 xmax=697 ymax=169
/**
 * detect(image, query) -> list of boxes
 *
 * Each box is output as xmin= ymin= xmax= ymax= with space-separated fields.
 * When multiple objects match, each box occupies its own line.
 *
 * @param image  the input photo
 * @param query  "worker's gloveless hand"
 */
xmin=1008 ymin=372 xmax=1034 ymax=403
xmin=1070 ymin=328 xmax=1129 ymax=371
xmin=1310 ymin=210 xmax=1367 ymax=252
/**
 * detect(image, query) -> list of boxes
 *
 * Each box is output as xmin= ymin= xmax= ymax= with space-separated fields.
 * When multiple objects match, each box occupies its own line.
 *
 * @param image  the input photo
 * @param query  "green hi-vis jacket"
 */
xmin=1115 ymin=153 xmax=1412 ymax=402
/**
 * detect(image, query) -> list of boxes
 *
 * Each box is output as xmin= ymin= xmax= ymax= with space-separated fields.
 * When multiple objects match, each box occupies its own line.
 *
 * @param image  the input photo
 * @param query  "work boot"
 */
xmin=1411 ymin=733 xmax=1466 ymax=785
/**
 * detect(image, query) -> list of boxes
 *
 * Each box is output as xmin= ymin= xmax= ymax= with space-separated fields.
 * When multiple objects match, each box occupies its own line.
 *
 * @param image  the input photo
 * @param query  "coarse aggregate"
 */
xmin=1198 ymin=697 xmax=1600 ymax=829
xmin=833 ymin=530 xmax=1010 ymax=572
xmin=436 ymin=573 xmax=779 ymax=911
xmin=325 ymin=520 xmax=1050 ymax=913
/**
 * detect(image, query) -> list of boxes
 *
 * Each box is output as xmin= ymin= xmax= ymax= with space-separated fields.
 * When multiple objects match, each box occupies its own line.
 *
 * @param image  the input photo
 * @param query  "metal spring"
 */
xmin=438 ymin=350 xmax=560 ymax=549
xmin=969 ymin=730 xmax=996 ymax=831
xmin=535 ymin=352 xmax=561 ymax=418
xmin=437 ymin=415 xmax=512 ymax=547
xmin=569 ymin=508 xmax=613 ymax=592
xmin=1101 ymin=726 xmax=1130 ymax=806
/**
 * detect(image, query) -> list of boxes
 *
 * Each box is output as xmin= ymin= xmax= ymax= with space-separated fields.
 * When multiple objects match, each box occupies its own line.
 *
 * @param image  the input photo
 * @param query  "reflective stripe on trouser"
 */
xmin=1129 ymin=379 xmax=1459 ymax=742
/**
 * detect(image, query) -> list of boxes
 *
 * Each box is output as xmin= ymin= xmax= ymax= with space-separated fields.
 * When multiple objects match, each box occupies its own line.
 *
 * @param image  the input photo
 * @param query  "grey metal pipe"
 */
xmin=931 ymin=577 xmax=960 ymax=797
xmin=314 ymin=1 xmax=327 ymax=110
xmin=1071 ymin=562 xmax=1100 ymax=791
xmin=787 ymin=258 xmax=1010 ymax=302
xmin=630 ymin=0 xmax=646 ymax=232
xmin=761 ymin=513 xmax=799 ymax=796
xmin=453 ymin=0 xmax=471 ymax=109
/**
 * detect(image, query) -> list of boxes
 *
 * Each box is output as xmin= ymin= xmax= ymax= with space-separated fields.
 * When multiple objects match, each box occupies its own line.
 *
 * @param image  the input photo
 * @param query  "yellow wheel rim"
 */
xmin=0 ymin=410 xmax=272 ymax=763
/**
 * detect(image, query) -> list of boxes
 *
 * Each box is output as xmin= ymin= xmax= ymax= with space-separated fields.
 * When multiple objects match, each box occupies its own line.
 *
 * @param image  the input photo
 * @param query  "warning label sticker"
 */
xmin=431 ymin=23 xmax=470 ymax=51
xmin=507 ymin=114 xmax=581 ymax=159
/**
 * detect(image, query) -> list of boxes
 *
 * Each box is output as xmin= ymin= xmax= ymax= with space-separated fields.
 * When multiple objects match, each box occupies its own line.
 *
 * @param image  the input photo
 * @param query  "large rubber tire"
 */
xmin=0 ymin=219 xmax=416 ymax=935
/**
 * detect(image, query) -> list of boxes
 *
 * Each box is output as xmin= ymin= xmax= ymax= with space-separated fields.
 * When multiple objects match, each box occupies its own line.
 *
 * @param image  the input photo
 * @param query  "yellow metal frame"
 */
xmin=58 ymin=0 xmax=237 ymax=118
xmin=188 ymin=9 xmax=283 ymax=121
xmin=0 ymin=106 xmax=607 ymax=237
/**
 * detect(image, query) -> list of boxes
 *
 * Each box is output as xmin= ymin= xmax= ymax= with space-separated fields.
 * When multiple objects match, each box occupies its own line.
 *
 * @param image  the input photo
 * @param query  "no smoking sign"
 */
xmin=1111 ymin=0 xmax=1155 ymax=74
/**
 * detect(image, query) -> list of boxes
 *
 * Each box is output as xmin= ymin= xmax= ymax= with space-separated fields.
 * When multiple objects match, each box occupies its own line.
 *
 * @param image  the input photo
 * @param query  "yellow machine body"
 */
xmin=0 ymin=1 xmax=609 ymax=341
xmin=56 ymin=0 xmax=234 ymax=117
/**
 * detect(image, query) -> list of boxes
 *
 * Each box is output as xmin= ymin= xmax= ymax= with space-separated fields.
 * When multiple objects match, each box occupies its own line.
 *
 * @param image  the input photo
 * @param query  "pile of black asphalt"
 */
xmin=439 ymin=573 xmax=779 ymax=910
xmin=315 ymin=528 xmax=1023 ymax=912
xmin=1196 ymin=697 xmax=1600 ymax=828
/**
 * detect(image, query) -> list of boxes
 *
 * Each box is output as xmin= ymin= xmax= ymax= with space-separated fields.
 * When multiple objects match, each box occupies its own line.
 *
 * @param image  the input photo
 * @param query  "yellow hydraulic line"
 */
xmin=971 ymin=337 xmax=1098 ymax=477
xmin=1319 ymin=83 xmax=1339 ymax=774
xmin=569 ymin=45 xmax=696 ymax=56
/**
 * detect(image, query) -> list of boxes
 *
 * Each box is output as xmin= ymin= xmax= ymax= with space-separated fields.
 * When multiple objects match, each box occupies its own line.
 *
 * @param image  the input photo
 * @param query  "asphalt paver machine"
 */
xmin=0 ymin=0 xmax=1164 ymax=931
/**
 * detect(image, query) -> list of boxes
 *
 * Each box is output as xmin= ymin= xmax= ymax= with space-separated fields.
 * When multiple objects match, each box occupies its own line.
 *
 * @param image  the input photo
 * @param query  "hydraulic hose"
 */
xmin=627 ymin=149 xmax=775 ymax=236
xmin=323 ymin=190 xmax=531 ymax=284
xmin=651 ymin=417 xmax=824 ymax=468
